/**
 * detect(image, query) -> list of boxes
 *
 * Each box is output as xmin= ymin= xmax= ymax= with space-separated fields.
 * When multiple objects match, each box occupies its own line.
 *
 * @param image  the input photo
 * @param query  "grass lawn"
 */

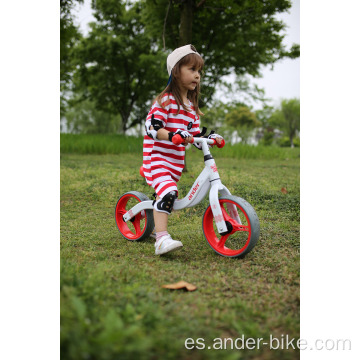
xmin=60 ymin=148 xmax=300 ymax=360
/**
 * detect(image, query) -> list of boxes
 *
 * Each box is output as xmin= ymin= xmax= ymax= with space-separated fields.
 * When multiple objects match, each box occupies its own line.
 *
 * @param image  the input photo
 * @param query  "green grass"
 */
xmin=60 ymin=133 xmax=300 ymax=160
xmin=220 ymin=142 xmax=300 ymax=160
xmin=60 ymin=134 xmax=143 ymax=155
xmin=60 ymin=149 xmax=300 ymax=360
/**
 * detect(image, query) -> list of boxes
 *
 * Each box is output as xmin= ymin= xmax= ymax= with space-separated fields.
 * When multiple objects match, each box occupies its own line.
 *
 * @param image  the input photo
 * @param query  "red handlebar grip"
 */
xmin=172 ymin=134 xmax=195 ymax=145
xmin=216 ymin=139 xmax=225 ymax=148
xmin=172 ymin=134 xmax=183 ymax=145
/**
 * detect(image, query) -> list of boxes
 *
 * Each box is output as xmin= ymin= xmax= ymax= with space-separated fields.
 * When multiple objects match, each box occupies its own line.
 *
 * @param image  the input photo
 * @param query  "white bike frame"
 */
xmin=122 ymin=138 xmax=240 ymax=234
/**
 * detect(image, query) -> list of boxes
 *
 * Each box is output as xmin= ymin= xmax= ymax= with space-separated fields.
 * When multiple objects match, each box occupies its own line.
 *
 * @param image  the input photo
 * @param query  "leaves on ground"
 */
xmin=61 ymin=152 xmax=300 ymax=360
xmin=162 ymin=281 xmax=197 ymax=292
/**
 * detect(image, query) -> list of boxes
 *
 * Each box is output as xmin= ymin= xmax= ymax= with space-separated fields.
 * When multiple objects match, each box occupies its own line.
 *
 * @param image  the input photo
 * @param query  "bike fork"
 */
xmin=209 ymin=181 xmax=232 ymax=235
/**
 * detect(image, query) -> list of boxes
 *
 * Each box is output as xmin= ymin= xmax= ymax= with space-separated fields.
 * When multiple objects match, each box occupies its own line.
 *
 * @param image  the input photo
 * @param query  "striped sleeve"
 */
xmin=145 ymin=94 xmax=171 ymax=129
xmin=186 ymin=99 xmax=200 ymax=136
xmin=189 ymin=112 xmax=201 ymax=137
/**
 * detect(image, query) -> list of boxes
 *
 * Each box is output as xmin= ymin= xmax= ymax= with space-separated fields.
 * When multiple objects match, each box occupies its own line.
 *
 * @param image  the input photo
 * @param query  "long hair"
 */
xmin=155 ymin=53 xmax=204 ymax=116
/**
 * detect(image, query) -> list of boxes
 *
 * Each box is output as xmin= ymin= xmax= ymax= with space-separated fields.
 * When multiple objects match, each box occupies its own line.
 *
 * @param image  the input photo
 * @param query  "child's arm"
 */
xmin=154 ymin=128 xmax=193 ymax=145
xmin=155 ymin=128 xmax=170 ymax=141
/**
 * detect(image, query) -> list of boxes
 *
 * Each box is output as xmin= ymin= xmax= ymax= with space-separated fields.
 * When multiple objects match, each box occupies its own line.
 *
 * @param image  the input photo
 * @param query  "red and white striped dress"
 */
xmin=143 ymin=93 xmax=201 ymax=198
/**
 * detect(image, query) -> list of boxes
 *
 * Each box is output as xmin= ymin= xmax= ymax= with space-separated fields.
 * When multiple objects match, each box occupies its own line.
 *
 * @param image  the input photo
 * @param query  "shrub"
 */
xmin=293 ymin=137 xmax=300 ymax=147
xmin=277 ymin=136 xmax=300 ymax=148
xmin=260 ymin=131 xmax=275 ymax=146
xmin=278 ymin=136 xmax=291 ymax=147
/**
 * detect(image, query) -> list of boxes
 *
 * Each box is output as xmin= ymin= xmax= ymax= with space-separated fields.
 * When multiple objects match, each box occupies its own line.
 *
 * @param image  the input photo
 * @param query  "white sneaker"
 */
xmin=154 ymin=234 xmax=183 ymax=255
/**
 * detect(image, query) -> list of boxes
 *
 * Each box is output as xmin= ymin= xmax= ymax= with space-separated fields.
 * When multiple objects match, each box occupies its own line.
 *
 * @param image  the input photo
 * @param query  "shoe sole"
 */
xmin=155 ymin=243 xmax=183 ymax=255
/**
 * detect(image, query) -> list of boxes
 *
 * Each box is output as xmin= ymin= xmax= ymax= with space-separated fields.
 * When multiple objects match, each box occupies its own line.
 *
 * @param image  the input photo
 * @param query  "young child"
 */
xmin=143 ymin=44 xmax=223 ymax=255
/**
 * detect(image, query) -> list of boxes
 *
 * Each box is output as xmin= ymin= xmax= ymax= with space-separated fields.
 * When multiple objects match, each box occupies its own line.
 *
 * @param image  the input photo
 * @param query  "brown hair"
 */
xmin=155 ymin=53 xmax=204 ymax=116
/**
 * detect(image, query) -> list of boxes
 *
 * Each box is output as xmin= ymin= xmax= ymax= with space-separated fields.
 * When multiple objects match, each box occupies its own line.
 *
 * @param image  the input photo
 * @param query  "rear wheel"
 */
xmin=115 ymin=191 xmax=154 ymax=241
xmin=202 ymin=195 xmax=260 ymax=257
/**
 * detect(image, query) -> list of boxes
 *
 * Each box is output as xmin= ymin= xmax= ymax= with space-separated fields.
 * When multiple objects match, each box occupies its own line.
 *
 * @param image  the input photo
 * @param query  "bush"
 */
xmin=293 ymin=137 xmax=300 ymax=147
xmin=278 ymin=136 xmax=291 ymax=147
xmin=260 ymin=131 xmax=275 ymax=146
xmin=277 ymin=136 xmax=300 ymax=148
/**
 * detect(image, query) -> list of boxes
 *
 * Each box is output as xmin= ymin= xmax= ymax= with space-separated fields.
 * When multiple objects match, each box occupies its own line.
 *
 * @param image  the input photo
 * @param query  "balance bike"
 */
xmin=115 ymin=136 xmax=260 ymax=257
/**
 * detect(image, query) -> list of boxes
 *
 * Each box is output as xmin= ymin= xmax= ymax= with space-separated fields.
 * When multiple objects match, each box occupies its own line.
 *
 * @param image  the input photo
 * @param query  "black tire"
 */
xmin=115 ymin=191 xmax=154 ymax=241
xmin=202 ymin=195 xmax=260 ymax=257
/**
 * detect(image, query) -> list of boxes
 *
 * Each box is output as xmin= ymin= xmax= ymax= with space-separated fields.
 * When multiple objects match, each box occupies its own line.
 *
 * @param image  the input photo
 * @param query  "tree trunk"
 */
xmin=119 ymin=112 xmax=127 ymax=134
xmin=290 ymin=135 xmax=294 ymax=148
xmin=179 ymin=0 xmax=193 ymax=46
xmin=179 ymin=0 xmax=194 ymax=172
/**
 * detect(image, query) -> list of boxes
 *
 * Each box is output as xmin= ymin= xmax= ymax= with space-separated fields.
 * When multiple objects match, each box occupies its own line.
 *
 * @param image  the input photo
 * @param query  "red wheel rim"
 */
xmin=203 ymin=199 xmax=251 ymax=256
xmin=115 ymin=194 xmax=147 ymax=240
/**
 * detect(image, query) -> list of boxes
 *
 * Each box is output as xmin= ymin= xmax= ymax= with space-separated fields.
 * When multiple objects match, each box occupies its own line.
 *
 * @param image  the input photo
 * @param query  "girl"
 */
xmin=143 ymin=44 xmax=223 ymax=255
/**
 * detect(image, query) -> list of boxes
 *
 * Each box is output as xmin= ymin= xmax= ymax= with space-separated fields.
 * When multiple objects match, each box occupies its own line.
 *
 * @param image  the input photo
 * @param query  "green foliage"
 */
xmin=255 ymin=105 xmax=275 ymax=128
xmin=61 ymin=264 xmax=164 ymax=359
xmin=260 ymin=130 xmax=275 ymax=146
xmin=277 ymin=136 xmax=300 ymax=148
xmin=72 ymin=0 xmax=168 ymax=133
xmin=62 ymin=0 xmax=299 ymax=134
xmin=225 ymin=106 xmax=259 ymax=128
xmin=293 ymin=137 xmax=300 ymax=147
xmin=60 ymin=0 xmax=84 ymax=79
xmin=143 ymin=0 xmax=299 ymax=103
xmin=222 ymin=105 xmax=260 ymax=144
xmin=269 ymin=98 xmax=300 ymax=147
xmin=278 ymin=136 xmax=291 ymax=147
xmin=61 ymin=152 xmax=300 ymax=359
xmin=207 ymin=75 xmax=269 ymax=110
xmin=60 ymin=0 xmax=84 ymax=115
xmin=201 ymin=100 xmax=236 ymax=130
xmin=64 ymin=98 xmax=121 ymax=133
xmin=202 ymin=100 xmax=259 ymax=127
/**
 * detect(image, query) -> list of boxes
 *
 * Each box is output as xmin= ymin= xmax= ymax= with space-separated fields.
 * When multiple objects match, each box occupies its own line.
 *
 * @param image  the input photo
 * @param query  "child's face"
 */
xmin=179 ymin=64 xmax=201 ymax=92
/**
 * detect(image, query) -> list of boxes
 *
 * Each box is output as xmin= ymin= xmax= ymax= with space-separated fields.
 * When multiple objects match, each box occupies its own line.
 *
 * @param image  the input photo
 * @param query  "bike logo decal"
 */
xmin=188 ymin=182 xmax=200 ymax=200
xmin=214 ymin=214 xmax=224 ymax=223
xmin=211 ymin=164 xmax=218 ymax=173
xmin=187 ymin=122 xmax=193 ymax=130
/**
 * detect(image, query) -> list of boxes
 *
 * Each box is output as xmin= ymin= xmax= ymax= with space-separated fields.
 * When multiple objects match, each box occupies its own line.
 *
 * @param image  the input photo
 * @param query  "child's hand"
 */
xmin=169 ymin=129 xmax=193 ymax=145
xmin=184 ymin=136 xmax=194 ymax=145
xmin=208 ymin=133 xmax=224 ymax=147
xmin=215 ymin=137 xmax=222 ymax=145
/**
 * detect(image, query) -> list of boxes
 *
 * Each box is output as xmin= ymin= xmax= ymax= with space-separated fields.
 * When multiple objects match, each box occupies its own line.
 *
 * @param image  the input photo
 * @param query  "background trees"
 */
xmin=143 ymin=0 xmax=299 ymax=104
xmin=71 ymin=0 xmax=168 ymax=133
xmin=225 ymin=105 xmax=261 ymax=144
xmin=60 ymin=0 xmax=84 ymax=116
xmin=63 ymin=98 xmax=120 ymax=133
xmin=269 ymin=98 xmax=300 ymax=147
xmin=60 ymin=0 xmax=300 ymax=145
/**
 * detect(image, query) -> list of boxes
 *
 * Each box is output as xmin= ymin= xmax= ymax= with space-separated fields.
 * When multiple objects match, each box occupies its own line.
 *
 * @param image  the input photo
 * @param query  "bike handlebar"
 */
xmin=172 ymin=134 xmax=225 ymax=148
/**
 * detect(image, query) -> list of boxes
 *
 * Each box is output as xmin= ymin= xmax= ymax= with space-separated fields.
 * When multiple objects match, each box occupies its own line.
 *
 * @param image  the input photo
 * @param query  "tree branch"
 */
xmin=196 ymin=0 xmax=206 ymax=8
xmin=204 ymin=6 xmax=226 ymax=11
xmin=162 ymin=0 xmax=172 ymax=50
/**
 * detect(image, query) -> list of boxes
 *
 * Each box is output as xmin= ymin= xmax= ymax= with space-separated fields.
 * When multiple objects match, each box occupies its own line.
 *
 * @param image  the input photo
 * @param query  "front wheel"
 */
xmin=202 ymin=195 xmax=260 ymax=257
xmin=115 ymin=191 xmax=154 ymax=241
